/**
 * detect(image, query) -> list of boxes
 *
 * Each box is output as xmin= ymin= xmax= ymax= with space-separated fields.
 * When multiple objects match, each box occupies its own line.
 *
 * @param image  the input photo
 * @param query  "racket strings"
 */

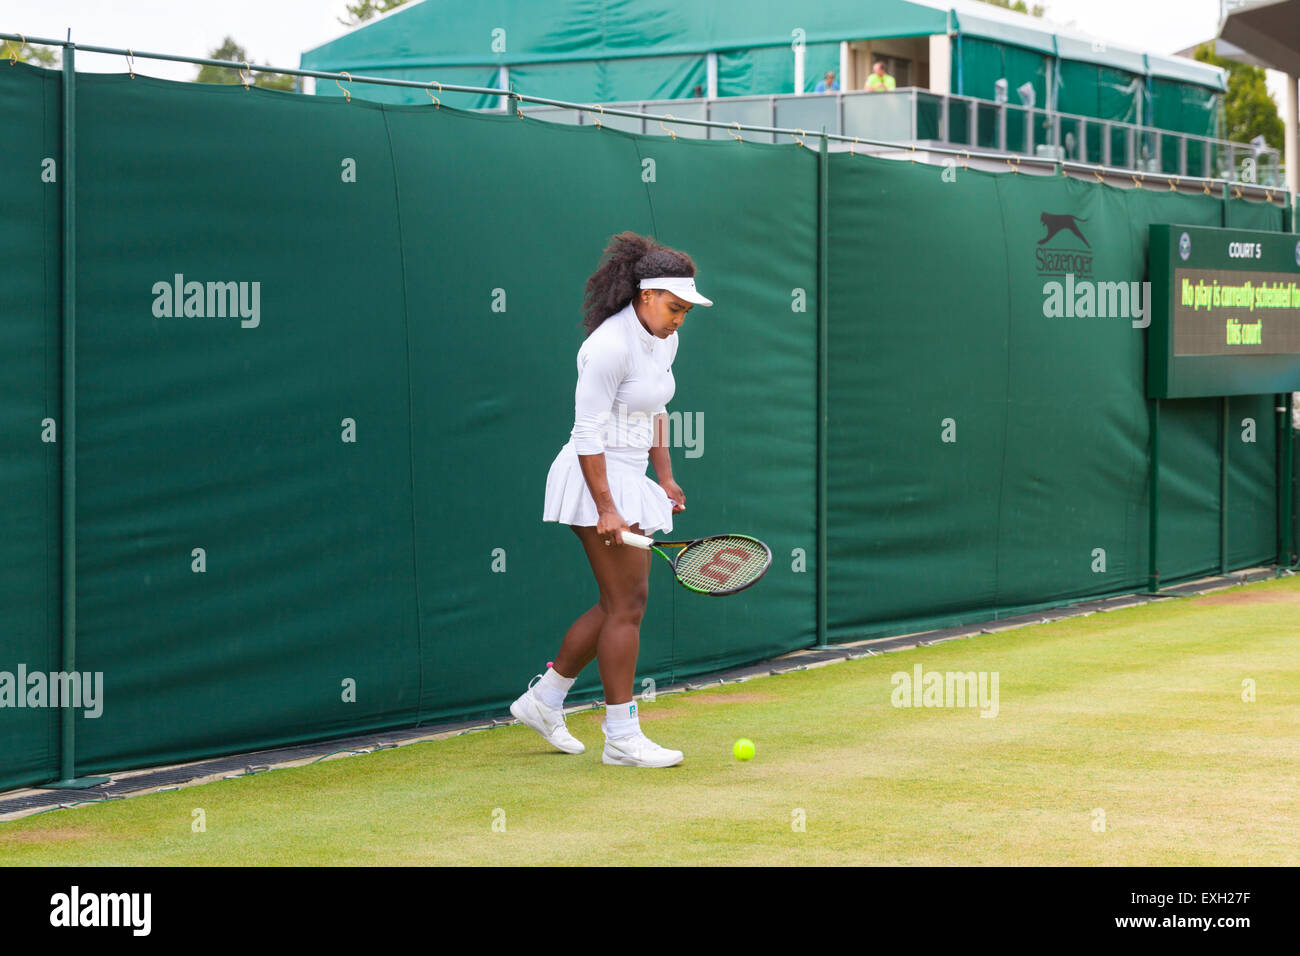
xmin=675 ymin=536 xmax=769 ymax=593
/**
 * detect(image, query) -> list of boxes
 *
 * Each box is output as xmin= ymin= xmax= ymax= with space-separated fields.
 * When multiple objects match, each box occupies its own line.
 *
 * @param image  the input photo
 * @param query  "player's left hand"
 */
xmin=660 ymin=479 xmax=685 ymax=513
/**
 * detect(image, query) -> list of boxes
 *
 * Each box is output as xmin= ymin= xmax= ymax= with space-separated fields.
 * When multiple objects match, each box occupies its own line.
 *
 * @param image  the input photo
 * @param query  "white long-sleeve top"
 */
xmin=568 ymin=300 xmax=678 ymax=458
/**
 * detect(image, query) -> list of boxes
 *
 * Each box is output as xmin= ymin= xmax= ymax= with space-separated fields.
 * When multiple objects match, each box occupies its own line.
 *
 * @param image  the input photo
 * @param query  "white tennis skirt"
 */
xmin=543 ymin=442 xmax=675 ymax=535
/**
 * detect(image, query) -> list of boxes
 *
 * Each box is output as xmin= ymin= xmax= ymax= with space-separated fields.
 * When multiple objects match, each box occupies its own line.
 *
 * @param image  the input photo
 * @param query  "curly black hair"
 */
xmin=581 ymin=231 xmax=698 ymax=336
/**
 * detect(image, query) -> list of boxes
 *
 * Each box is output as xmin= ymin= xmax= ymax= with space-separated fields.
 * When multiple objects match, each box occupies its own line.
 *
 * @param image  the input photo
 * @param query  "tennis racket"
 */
xmin=620 ymin=531 xmax=772 ymax=596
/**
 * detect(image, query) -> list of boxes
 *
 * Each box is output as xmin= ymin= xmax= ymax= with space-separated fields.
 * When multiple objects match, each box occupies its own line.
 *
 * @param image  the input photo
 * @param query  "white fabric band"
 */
xmin=639 ymin=275 xmax=713 ymax=306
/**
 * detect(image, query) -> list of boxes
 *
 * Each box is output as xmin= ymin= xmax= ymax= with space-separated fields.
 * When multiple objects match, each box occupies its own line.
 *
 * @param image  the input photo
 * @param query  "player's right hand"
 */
xmin=597 ymin=509 xmax=630 ymax=546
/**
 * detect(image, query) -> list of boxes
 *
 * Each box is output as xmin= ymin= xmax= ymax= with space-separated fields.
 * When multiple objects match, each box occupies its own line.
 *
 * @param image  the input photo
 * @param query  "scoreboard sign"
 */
xmin=1147 ymin=224 xmax=1300 ymax=398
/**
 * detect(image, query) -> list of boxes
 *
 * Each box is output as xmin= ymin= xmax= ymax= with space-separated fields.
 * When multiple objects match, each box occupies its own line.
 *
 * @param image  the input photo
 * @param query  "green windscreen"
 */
xmin=826 ymin=154 xmax=1286 ymax=640
xmin=0 ymin=61 xmax=62 ymax=790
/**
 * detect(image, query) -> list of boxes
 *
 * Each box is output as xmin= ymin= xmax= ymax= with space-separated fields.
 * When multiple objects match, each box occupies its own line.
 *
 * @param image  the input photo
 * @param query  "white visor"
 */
xmin=639 ymin=275 xmax=713 ymax=306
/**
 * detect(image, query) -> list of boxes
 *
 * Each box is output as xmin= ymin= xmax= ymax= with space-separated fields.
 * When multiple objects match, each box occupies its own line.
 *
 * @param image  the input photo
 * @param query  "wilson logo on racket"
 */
xmin=621 ymin=532 xmax=772 ymax=596
xmin=697 ymin=547 xmax=756 ymax=586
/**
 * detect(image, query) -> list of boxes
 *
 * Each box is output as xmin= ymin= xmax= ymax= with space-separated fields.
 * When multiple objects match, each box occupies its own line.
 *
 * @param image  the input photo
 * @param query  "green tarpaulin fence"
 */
xmin=0 ymin=60 xmax=1291 ymax=792
xmin=826 ymin=159 xmax=1288 ymax=639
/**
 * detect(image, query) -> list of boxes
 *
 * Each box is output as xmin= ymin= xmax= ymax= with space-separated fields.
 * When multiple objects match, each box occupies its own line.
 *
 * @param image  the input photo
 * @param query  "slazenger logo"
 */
xmin=50 ymin=886 xmax=151 ymax=936
xmin=1035 ymin=212 xmax=1093 ymax=278
xmin=1039 ymin=212 xmax=1090 ymax=247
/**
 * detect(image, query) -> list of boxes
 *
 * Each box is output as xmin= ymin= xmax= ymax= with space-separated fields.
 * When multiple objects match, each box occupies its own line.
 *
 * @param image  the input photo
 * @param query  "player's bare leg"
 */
xmin=548 ymin=524 xmax=628 ymax=679
xmin=550 ymin=603 xmax=605 ymax=679
xmin=569 ymin=523 xmax=649 ymax=704
xmin=571 ymin=523 xmax=682 ymax=767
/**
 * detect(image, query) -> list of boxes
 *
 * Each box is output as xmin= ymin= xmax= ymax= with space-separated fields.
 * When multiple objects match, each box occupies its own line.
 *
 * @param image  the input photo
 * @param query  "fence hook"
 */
xmin=660 ymin=114 xmax=677 ymax=140
xmin=729 ymin=122 xmax=742 ymax=142
xmin=7 ymin=33 xmax=26 ymax=66
xmin=426 ymin=80 xmax=441 ymax=109
xmin=336 ymin=71 xmax=352 ymax=103
xmin=239 ymin=61 xmax=253 ymax=91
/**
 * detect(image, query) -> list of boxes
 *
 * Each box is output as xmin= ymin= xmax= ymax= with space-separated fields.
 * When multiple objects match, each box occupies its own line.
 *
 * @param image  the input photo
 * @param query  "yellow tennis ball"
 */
xmin=733 ymin=738 xmax=755 ymax=761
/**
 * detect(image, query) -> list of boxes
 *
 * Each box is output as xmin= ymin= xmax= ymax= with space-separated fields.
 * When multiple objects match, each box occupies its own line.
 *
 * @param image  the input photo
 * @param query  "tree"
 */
xmin=6 ymin=39 xmax=60 ymax=68
xmin=195 ymin=36 xmax=295 ymax=91
xmin=1194 ymin=41 xmax=1284 ymax=149
xmin=339 ymin=0 xmax=410 ymax=27
xmin=973 ymin=0 xmax=1046 ymax=16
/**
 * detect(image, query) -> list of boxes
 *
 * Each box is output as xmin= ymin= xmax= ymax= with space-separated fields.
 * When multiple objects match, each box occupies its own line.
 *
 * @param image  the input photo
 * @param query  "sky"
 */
xmin=2 ymin=0 xmax=1291 ymax=102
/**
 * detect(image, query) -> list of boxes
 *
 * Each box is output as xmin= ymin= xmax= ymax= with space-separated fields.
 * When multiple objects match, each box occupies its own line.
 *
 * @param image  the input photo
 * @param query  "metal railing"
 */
xmin=517 ymin=87 xmax=1286 ymax=188
xmin=2 ymin=30 xmax=1289 ymax=200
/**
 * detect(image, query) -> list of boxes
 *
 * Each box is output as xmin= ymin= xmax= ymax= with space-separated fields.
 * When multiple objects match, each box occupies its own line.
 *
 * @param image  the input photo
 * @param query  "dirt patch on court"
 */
xmin=1194 ymin=589 xmax=1300 ymax=607
xmin=638 ymin=690 xmax=778 ymax=720
xmin=688 ymin=691 xmax=779 ymax=705
xmin=0 ymin=826 xmax=94 ymax=842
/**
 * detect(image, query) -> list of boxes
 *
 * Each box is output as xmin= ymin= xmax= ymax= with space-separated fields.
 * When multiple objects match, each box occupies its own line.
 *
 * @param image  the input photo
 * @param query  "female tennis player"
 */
xmin=510 ymin=231 xmax=712 ymax=768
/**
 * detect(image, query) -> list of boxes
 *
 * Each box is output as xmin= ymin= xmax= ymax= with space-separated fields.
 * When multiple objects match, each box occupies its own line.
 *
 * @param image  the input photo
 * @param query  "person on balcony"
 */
xmin=866 ymin=62 xmax=896 ymax=92
xmin=814 ymin=70 xmax=839 ymax=93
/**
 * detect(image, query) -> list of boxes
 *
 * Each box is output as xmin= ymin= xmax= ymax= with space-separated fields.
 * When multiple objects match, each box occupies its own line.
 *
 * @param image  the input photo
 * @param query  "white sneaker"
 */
xmin=510 ymin=678 xmax=585 ymax=754
xmin=601 ymin=722 xmax=684 ymax=768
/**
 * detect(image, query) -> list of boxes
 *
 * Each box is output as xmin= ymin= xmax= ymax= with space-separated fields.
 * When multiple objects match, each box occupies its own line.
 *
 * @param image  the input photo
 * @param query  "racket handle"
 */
xmin=621 ymin=531 xmax=654 ymax=549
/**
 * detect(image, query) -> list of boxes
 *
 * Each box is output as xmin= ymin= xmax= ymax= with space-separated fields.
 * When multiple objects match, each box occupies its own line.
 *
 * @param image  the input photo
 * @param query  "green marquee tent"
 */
xmin=300 ymin=1 xmax=1225 ymax=142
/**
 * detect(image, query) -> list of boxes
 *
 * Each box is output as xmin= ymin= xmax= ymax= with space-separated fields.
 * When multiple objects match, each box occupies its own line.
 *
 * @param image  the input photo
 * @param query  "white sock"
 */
xmin=605 ymin=700 xmax=640 ymax=739
xmin=535 ymin=667 xmax=575 ymax=709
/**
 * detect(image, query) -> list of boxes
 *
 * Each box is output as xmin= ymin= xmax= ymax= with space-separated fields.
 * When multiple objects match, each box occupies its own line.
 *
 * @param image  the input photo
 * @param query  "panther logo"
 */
xmin=1038 ymin=212 xmax=1090 ymax=248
